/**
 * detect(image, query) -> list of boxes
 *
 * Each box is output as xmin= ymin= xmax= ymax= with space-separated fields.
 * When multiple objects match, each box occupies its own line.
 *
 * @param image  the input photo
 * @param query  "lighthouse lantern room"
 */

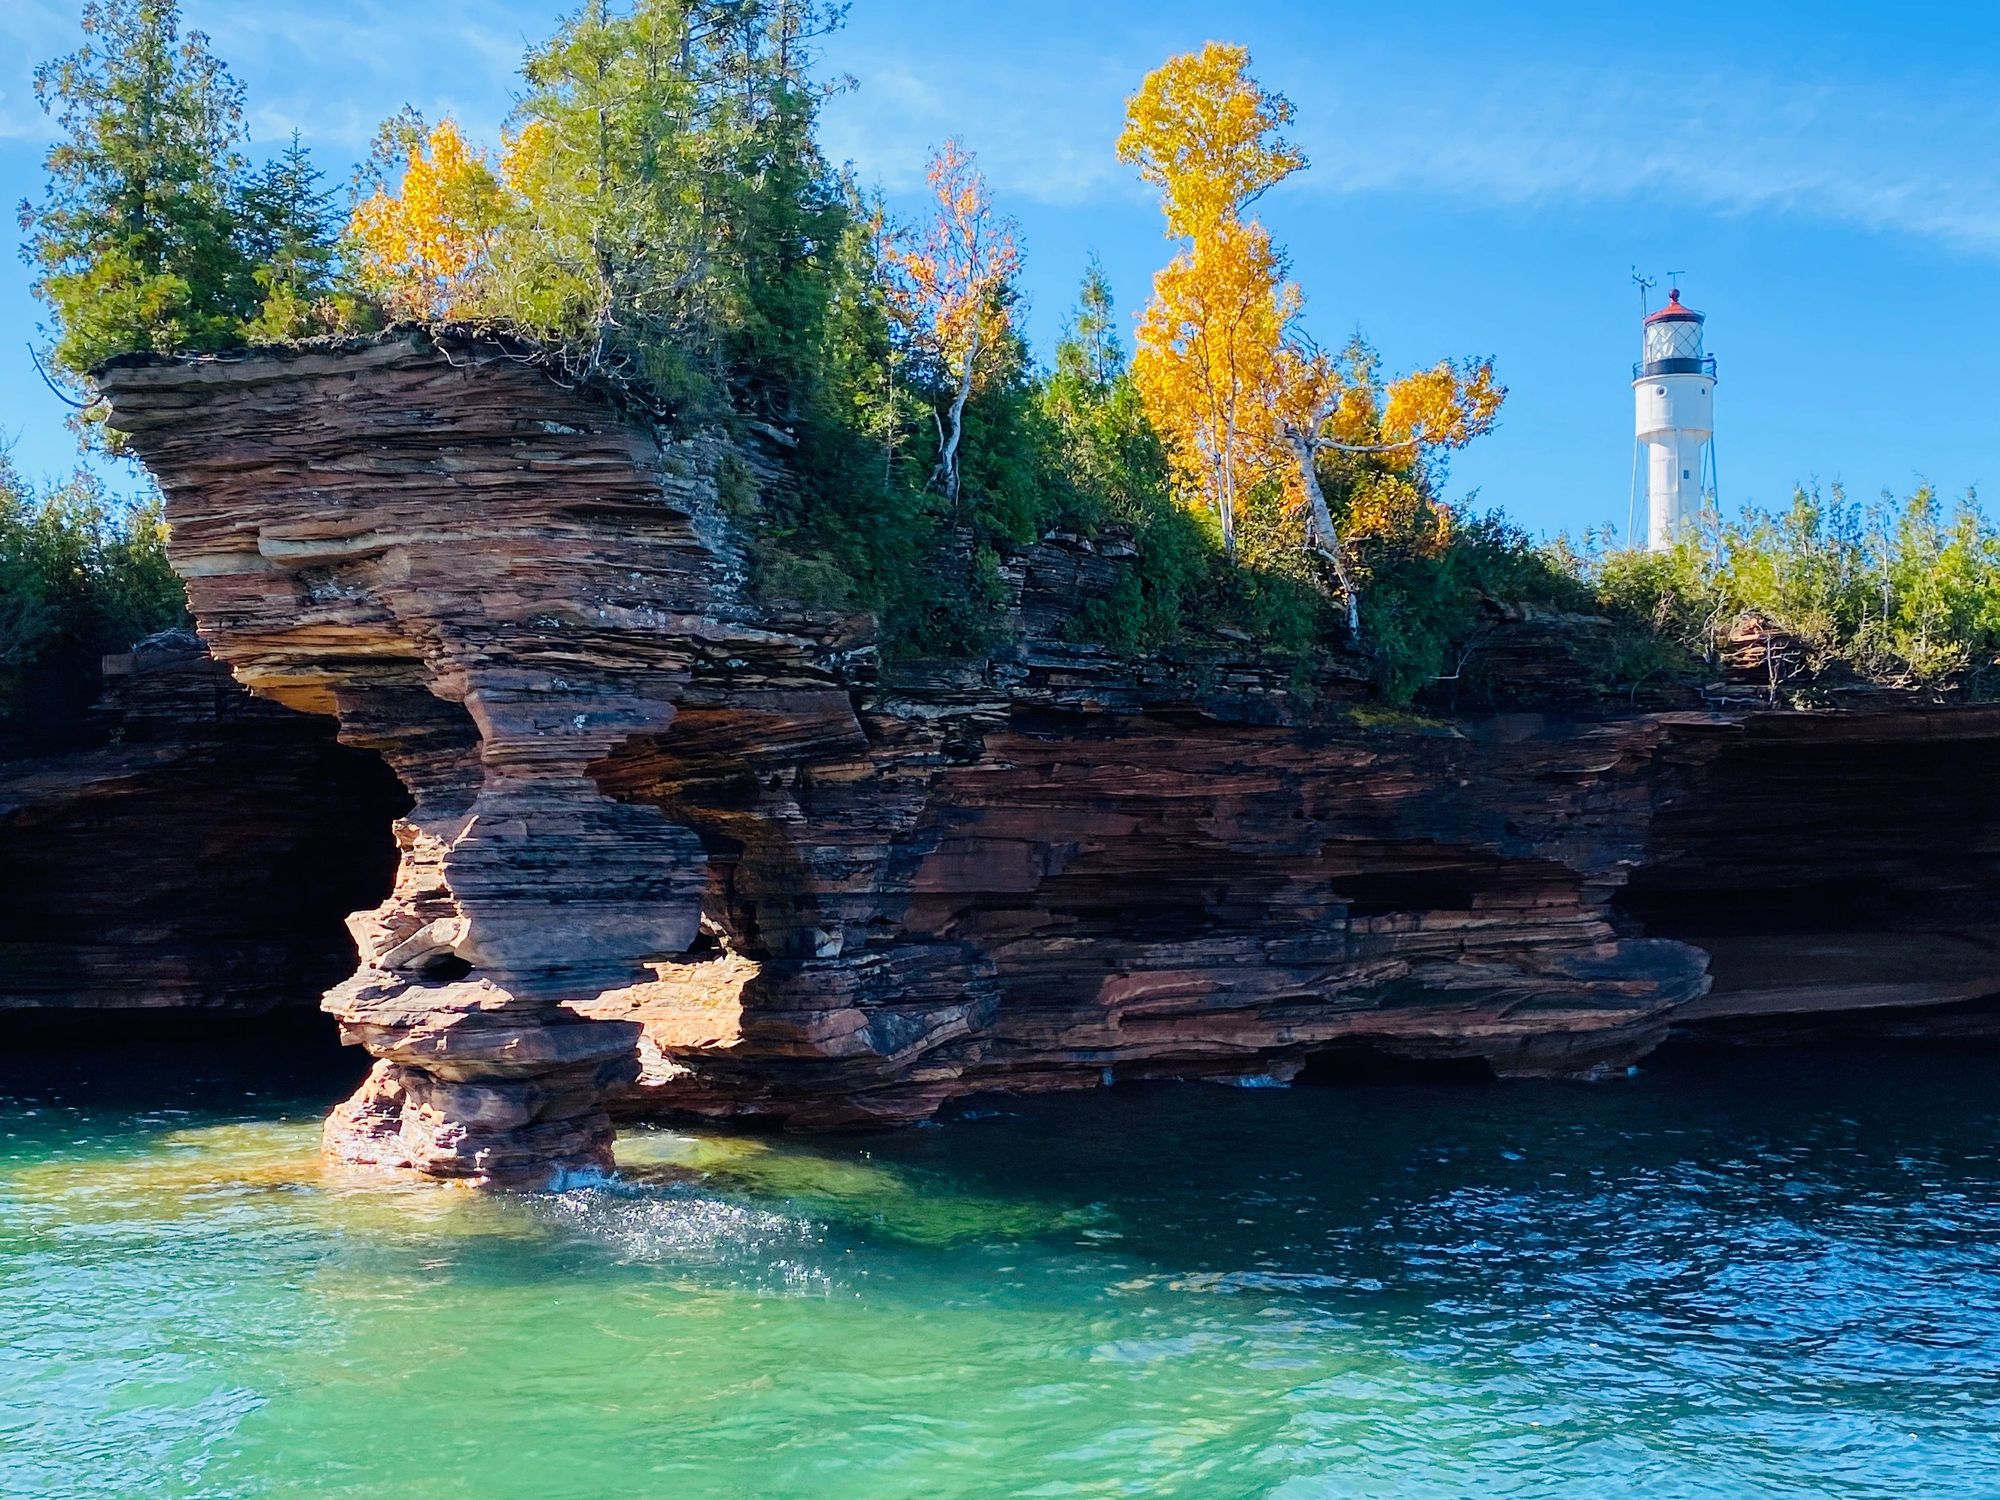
xmin=1632 ymin=288 xmax=1717 ymax=551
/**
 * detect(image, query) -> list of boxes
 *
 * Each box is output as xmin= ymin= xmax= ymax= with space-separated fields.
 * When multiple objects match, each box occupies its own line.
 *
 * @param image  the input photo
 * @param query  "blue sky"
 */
xmin=4 ymin=0 xmax=1999 ymax=540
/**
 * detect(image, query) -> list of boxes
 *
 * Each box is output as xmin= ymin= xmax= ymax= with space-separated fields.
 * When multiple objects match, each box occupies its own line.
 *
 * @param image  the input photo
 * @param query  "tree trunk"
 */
xmin=1219 ymin=415 xmax=1238 ymax=556
xmin=883 ymin=355 xmax=899 ymax=490
xmin=935 ymin=323 xmax=980 ymax=509
xmin=1290 ymin=433 xmax=1362 ymax=640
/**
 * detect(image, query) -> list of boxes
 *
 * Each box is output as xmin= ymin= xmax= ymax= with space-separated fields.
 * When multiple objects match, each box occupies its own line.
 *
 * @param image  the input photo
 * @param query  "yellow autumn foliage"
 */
xmin=347 ymin=118 xmax=509 ymax=321
xmin=1382 ymin=359 xmax=1506 ymax=450
xmin=1123 ymin=42 xmax=1510 ymax=579
xmin=1117 ymin=41 xmax=1306 ymax=239
xmin=1133 ymin=218 xmax=1298 ymax=552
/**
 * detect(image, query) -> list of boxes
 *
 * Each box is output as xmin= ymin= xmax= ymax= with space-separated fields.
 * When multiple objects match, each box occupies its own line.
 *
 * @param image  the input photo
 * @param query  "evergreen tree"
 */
xmin=238 ymin=132 xmax=345 ymax=340
xmin=20 ymin=0 xmax=257 ymax=389
xmin=1043 ymin=264 xmax=1209 ymax=650
xmin=0 ymin=456 xmax=186 ymax=738
xmin=1055 ymin=255 xmax=1123 ymax=392
xmin=702 ymin=1 xmax=850 ymax=417
xmin=479 ymin=0 xmax=848 ymax=412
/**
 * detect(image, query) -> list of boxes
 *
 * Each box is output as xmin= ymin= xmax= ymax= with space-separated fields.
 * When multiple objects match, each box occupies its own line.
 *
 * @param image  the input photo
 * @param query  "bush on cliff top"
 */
xmin=1563 ymin=483 xmax=2000 ymax=697
xmin=0 ymin=457 xmax=188 ymax=745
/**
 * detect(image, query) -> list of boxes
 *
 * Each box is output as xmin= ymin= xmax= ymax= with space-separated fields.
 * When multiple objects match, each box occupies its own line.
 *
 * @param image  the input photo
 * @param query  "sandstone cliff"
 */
xmin=92 ymin=331 xmax=2000 ymax=1187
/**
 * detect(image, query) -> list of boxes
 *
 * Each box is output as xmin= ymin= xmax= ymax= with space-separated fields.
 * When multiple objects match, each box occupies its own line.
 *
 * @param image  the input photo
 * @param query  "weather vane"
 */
xmin=1630 ymin=267 xmax=1657 ymax=319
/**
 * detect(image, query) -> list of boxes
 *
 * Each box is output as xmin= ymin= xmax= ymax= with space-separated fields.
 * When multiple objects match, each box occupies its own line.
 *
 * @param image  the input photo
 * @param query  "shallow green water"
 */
xmin=4 ymin=1040 xmax=2000 ymax=1499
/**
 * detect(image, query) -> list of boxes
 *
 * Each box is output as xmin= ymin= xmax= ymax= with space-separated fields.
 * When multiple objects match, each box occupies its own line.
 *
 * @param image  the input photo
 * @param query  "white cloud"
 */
xmin=818 ymin=49 xmax=1143 ymax=206
xmin=1289 ymin=57 xmax=2000 ymax=254
xmin=819 ymin=31 xmax=2000 ymax=257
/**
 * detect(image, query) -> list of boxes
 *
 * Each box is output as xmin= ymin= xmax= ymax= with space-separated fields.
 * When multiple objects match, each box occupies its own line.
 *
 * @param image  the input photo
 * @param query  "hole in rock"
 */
xmin=1622 ymin=726 xmax=2000 ymax=1045
xmin=415 ymin=953 xmax=474 ymax=983
xmin=1296 ymin=1043 xmax=1495 ymax=1087
xmin=0 ymin=693 xmax=411 ymax=1059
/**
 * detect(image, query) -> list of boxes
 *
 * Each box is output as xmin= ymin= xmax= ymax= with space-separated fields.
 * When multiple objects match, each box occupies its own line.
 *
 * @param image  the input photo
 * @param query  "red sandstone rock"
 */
xmin=92 ymin=332 xmax=2000 ymax=1188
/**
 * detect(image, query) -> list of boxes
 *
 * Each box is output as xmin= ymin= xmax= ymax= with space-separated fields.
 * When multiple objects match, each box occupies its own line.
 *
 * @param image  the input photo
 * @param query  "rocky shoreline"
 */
xmin=53 ymin=329 xmax=2000 ymax=1188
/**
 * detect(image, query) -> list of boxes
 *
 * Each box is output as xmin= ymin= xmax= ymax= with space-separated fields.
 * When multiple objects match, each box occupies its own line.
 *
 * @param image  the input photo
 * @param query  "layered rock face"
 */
xmin=0 ymin=633 xmax=406 ymax=1026
xmin=100 ymin=336 xmax=769 ymax=1185
xmin=581 ymin=708 xmax=1715 ymax=1129
xmin=94 ymin=332 xmax=2000 ymax=1187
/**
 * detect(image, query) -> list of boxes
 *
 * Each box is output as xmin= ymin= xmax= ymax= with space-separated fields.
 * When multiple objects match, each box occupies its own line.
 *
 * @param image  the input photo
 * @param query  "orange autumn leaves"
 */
xmin=1121 ymin=42 xmax=1504 ymax=564
xmin=885 ymin=140 xmax=1021 ymax=504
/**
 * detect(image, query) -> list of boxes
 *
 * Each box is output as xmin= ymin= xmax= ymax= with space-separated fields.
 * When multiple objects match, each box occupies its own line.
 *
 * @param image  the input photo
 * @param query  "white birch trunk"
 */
xmin=936 ymin=323 xmax=981 ymax=508
xmin=1220 ymin=411 xmax=1238 ymax=556
xmin=1289 ymin=430 xmax=1362 ymax=639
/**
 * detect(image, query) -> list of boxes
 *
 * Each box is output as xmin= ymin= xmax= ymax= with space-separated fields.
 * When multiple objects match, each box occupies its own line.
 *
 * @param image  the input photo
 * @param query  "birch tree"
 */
xmin=885 ymin=140 xmax=1020 ymax=508
xmin=1273 ymin=338 xmax=1506 ymax=636
xmin=347 ymin=117 xmax=507 ymax=321
xmin=1120 ymin=43 xmax=1303 ymax=554
xmin=1132 ymin=217 xmax=1295 ymax=556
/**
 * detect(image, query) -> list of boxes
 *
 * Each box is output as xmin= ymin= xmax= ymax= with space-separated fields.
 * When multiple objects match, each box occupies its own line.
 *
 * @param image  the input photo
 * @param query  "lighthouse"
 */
xmin=1632 ymin=288 xmax=1717 ymax=551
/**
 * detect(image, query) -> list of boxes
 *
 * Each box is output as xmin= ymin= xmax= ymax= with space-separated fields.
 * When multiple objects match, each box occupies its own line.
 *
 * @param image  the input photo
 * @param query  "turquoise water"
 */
xmin=4 ymin=1040 xmax=2000 ymax=1498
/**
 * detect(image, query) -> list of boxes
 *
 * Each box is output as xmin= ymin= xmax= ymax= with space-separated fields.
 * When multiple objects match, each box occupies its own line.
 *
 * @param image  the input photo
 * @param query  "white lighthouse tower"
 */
xmin=1632 ymin=288 xmax=1717 ymax=551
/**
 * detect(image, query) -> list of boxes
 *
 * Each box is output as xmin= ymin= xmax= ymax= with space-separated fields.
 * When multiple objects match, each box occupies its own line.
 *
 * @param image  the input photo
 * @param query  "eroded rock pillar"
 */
xmin=321 ymin=783 xmax=706 ymax=1188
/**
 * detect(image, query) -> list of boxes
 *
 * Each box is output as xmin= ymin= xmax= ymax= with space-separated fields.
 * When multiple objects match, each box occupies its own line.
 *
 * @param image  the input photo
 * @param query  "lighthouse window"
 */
xmin=1683 ymin=469 xmax=1692 ymax=480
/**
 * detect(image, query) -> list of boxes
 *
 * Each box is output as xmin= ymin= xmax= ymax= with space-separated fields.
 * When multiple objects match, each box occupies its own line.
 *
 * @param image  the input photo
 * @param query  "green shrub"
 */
xmin=0 ymin=459 xmax=188 ymax=740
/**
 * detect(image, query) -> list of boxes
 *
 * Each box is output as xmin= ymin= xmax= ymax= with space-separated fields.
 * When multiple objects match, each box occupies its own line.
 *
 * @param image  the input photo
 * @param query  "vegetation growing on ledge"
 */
xmin=19 ymin=2 xmax=2000 ymax=710
xmin=1566 ymin=483 xmax=2000 ymax=699
xmin=21 ymin=2 xmax=361 ymax=422
xmin=0 ymin=457 xmax=186 ymax=744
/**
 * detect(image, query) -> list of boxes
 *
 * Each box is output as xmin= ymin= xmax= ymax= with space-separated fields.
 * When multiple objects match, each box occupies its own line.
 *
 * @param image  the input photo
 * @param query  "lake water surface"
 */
xmin=3 ymin=1038 xmax=1998 ymax=1498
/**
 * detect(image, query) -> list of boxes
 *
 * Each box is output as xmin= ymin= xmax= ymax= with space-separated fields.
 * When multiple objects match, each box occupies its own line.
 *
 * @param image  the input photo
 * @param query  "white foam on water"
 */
xmin=530 ymin=1182 xmax=837 ymax=1295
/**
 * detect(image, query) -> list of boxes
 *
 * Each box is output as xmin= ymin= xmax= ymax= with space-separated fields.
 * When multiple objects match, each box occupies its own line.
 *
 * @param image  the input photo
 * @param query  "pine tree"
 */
xmin=238 ymin=132 xmax=344 ymax=341
xmin=472 ymin=0 xmax=847 ymax=410
xmin=1055 ymin=255 xmax=1123 ymax=393
xmin=701 ymin=0 xmax=850 ymax=416
xmin=20 ymin=0 xmax=257 ymax=387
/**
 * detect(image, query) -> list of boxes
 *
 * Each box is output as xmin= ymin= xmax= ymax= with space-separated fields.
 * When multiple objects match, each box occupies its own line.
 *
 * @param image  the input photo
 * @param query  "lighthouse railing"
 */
xmin=1635 ymin=355 xmax=1718 ymax=380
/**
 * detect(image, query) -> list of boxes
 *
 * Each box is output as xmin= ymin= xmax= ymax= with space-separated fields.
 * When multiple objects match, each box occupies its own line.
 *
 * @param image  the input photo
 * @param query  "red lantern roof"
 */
xmin=1646 ymin=288 xmax=1704 ymax=324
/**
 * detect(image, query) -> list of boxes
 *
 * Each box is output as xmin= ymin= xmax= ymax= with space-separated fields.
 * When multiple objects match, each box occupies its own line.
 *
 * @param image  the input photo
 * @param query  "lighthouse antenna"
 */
xmin=1630 ymin=268 xmax=1658 ymax=360
xmin=1630 ymin=267 xmax=1657 ymax=319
